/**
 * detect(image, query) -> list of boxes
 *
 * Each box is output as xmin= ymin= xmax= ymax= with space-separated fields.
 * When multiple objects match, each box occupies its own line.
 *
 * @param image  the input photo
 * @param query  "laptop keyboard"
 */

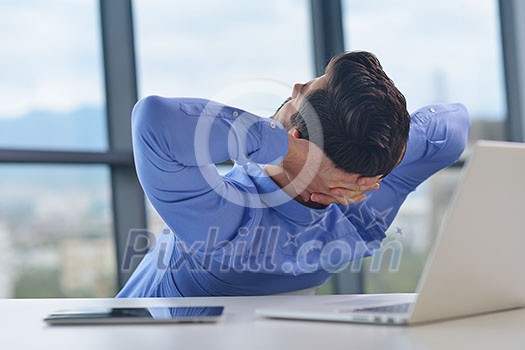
xmin=353 ymin=302 xmax=412 ymax=313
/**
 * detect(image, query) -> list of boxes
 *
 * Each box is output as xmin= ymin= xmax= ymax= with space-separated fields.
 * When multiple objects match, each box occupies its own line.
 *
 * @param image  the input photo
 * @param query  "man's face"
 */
xmin=271 ymin=74 xmax=328 ymax=129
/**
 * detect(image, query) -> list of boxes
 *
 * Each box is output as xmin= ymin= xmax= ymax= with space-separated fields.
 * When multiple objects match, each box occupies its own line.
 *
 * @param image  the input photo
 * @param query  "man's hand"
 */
xmin=281 ymin=134 xmax=380 ymax=206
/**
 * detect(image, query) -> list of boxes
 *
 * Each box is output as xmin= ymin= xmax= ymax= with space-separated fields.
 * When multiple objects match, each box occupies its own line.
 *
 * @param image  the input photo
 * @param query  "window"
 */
xmin=341 ymin=0 xmax=507 ymax=292
xmin=0 ymin=1 xmax=107 ymax=151
xmin=0 ymin=1 xmax=116 ymax=298
xmin=0 ymin=165 xmax=115 ymax=298
xmin=1 ymin=0 xmax=514 ymax=298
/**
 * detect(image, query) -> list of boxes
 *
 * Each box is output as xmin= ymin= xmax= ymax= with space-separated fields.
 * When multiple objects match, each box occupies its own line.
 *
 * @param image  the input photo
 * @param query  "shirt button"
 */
xmin=232 ymin=110 xmax=239 ymax=117
xmin=429 ymin=107 xmax=436 ymax=113
xmin=270 ymin=121 xmax=276 ymax=129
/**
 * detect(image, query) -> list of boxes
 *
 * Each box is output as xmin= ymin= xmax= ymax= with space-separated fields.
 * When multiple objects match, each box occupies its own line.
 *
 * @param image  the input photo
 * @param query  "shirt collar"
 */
xmin=243 ymin=162 xmax=333 ymax=224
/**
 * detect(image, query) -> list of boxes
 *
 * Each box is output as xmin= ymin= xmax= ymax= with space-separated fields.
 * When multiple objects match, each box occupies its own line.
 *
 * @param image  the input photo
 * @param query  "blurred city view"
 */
xmin=0 ymin=66 xmax=114 ymax=296
xmin=0 ymin=0 xmax=507 ymax=297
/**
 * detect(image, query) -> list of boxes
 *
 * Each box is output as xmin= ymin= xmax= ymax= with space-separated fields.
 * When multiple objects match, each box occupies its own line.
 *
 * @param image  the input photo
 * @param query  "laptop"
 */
xmin=256 ymin=141 xmax=525 ymax=325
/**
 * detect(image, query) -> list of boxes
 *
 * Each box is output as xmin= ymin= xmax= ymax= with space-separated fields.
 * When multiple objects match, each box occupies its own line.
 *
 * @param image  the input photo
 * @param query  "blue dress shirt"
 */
xmin=117 ymin=96 xmax=470 ymax=297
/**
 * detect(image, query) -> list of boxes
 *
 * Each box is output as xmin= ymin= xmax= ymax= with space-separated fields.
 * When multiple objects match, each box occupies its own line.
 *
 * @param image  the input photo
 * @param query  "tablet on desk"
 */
xmin=44 ymin=306 xmax=224 ymax=325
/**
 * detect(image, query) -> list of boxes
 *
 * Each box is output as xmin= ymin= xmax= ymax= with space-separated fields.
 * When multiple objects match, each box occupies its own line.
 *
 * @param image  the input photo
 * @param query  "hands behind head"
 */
xmin=281 ymin=134 xmax=381 ymax=206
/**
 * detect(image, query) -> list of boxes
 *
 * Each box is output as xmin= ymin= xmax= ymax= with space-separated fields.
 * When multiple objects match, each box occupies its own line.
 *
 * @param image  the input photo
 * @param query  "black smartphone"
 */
xmin=44 ymin=306 xmax=224 ymax=325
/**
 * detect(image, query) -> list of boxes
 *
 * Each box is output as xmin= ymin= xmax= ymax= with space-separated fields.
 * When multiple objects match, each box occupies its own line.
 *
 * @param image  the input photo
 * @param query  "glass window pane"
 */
xmin=134 ymin=0 xmax=313 ymax=116
xmin=341 ymin=0 xmax=506 ymax=293
xmin=0 ymin=1 xmax=107 ymax=151
xmin=0 ymin=165 xmax=115 ymax=298
xmin=342 ymin=0 xmax=506 ymax=122
xmin=134 ymin=0 xmax=313 ymax=232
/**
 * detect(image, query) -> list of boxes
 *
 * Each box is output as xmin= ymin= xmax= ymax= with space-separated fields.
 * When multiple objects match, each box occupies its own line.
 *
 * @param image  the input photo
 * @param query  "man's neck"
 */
xmin=263 ymin=164 xmax=325 ymax=209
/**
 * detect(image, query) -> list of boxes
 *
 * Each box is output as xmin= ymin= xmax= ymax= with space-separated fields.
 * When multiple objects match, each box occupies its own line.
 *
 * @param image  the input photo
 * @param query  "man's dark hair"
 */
xmin=291 ymin=51 xmax=410 ymax=177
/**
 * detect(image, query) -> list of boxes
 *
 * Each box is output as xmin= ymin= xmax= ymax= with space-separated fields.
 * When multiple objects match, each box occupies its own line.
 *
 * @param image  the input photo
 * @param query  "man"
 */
xmin=117 ymin=51 xmax=470 ymax=298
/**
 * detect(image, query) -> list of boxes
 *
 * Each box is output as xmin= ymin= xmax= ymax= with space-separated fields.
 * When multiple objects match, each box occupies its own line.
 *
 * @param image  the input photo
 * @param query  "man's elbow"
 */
xmin=433 ymin=103 xmax=471 ymax=164
xmin=131 ymin=95 xmax=166 ymax=135
xmin=447 ymin=103 xmax=471 ymax=161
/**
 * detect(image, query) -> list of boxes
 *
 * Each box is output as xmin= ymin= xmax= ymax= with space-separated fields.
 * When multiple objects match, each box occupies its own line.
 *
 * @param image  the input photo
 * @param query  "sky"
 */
xmin=0 ymin=0 xmax=104 ymax=119
xmin=0 ymin=0 xmax=506 ymax=120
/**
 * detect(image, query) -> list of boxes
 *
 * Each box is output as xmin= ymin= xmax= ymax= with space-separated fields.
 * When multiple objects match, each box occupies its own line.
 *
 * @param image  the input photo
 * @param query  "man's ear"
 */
xmin=291 ymin=129 xmax=302 ymax=139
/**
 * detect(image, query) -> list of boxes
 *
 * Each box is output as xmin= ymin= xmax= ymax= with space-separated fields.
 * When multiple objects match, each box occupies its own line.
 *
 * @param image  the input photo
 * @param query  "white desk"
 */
xmin=2 ymin=294 xmax=525 ymax=350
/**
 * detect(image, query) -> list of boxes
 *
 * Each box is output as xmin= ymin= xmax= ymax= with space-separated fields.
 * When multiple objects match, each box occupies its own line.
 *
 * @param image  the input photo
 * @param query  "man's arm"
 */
xmin=341 ymin=103 xmax=471 ymax=232
xmin=132 ymin=96 xmax=375 ymax=246
xmin=132 ymin=96 xmax=288 ymax=244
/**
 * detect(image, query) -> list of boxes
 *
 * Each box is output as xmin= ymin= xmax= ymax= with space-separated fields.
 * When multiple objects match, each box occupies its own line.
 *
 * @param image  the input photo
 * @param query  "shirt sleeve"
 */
xmin=131 ymin=96 xmax=288 ymax=244
xmin=340 ymin=103 xmax=471 ymax=235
